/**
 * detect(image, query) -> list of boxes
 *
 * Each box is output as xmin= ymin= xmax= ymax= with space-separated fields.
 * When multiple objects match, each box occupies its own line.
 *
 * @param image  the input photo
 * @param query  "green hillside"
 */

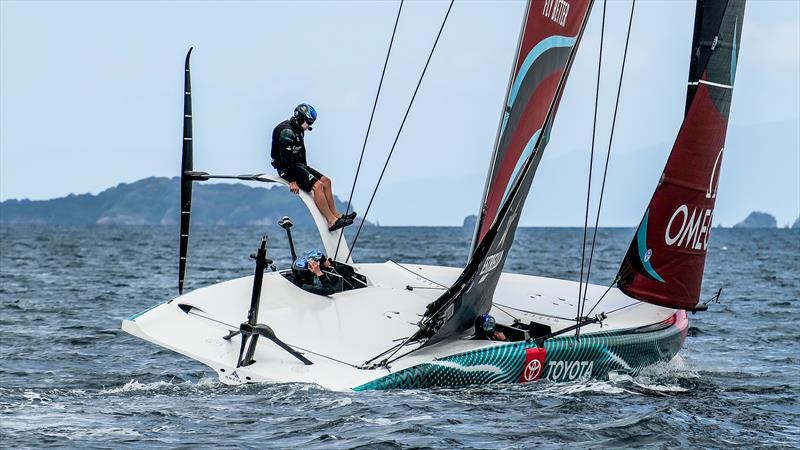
xmin=0 ymin=177 xmax=358 ymax=227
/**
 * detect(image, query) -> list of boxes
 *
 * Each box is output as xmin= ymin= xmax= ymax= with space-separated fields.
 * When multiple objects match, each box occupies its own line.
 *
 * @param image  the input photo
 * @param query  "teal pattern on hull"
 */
xmin=353 ymin=319 xmax=684 ymax=391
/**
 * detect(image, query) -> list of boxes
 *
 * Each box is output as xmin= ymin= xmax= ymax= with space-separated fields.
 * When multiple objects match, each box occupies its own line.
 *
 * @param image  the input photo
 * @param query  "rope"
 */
xmin=334 ymin=0 xmax=404 ymax=261
xmin=346 ymin=0 xmax=455 ymax=261
xmin=394 ymin=262 xmax=449 ymax=288
xmin=187 ymin=311 xmax=361 ymax=368
xmin=579 ymin=0 xmax=636 ymax=320
xmin=585 ymin=276 xmax=618 ymax=316
xmin=577 ymin=0 xmax=606 ymax=336
xmin=288 ymin=344 xmax=361 ymax=369
xmin=493 ymin=303 xmax=521 ymax=322
xmin=603 ymin=301 xmax=638 ymax=316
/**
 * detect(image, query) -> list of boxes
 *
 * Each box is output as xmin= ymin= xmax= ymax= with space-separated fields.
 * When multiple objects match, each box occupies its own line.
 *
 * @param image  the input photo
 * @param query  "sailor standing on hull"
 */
xmin=271 ymin=103 xmax=356 ymax=232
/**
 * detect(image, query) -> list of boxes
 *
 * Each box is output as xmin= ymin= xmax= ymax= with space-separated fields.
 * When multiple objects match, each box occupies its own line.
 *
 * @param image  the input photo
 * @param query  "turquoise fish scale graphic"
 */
xmin=353 ymin=321 xmax=683 ymax=391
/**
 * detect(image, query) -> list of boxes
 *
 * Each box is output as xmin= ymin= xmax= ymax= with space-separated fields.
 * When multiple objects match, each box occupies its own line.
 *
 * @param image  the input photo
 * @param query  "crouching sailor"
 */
xmin=270 ymin=103 xmax=356 ymax=232
xmin=291 ymin=249 xmax=339 ymax=296
xmin=473 ymin=314 xmax=507 ymax=341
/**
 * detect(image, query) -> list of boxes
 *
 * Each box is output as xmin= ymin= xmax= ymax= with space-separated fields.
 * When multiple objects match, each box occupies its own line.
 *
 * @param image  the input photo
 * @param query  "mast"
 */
xmin=417 ymin=0 xmax=595 ymax=347
xmin=616 ymin=0 xmax=746 ymax=310
xmin=469 ymin=0 xmax=532 ymax=257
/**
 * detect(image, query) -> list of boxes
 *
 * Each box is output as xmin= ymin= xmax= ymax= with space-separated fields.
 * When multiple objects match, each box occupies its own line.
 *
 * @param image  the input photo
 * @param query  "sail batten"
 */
xmin=617 ymin=0 xmax=745 ymax=310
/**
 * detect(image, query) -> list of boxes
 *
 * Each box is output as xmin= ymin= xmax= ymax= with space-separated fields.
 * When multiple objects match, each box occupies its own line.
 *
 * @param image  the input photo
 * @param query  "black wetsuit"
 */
xmin=270 ymin=118 xmax=324 ymax=192
xmin=292 ymin=268 xmax=338 ymax=296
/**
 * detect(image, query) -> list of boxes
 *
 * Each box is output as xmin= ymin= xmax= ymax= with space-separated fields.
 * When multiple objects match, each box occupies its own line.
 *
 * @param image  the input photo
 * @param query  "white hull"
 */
xmin=122 ymin=262 xmax=679 ymax=391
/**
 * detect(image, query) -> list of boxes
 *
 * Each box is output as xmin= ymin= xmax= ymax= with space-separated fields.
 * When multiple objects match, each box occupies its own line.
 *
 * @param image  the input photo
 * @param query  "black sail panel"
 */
xmin=686 ymin=0 xmax=733 ymax=114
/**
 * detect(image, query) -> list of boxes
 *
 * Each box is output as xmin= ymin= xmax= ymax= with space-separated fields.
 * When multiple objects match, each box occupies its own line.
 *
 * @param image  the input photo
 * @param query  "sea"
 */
xmin=1 ymin=225 xmax=798 ymax=449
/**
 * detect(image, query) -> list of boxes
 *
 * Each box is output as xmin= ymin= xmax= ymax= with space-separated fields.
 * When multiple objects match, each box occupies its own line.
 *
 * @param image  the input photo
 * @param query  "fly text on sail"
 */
xmin=542 ymin=0 xmax=571 ymax=27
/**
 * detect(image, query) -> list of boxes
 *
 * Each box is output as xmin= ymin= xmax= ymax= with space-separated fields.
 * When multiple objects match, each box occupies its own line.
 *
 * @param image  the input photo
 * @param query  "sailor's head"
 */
xmin=293 ymin=103 xmax=317 ymax=130
xmin=305 ymin=248 xmax=330 ymax=268
xmin=292 ymin=256 xmax=313 ymax=283
xmin=475 ymin=313 xmax=496 ymax=335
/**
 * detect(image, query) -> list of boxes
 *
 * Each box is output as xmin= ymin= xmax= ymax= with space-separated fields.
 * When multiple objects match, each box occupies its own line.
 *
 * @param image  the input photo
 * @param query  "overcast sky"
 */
xmin=1 ymin=0 xmax=798 ymax=226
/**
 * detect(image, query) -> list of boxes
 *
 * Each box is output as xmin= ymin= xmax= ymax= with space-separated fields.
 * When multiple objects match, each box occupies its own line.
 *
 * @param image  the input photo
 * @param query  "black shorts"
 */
xmin=279 ymin=165 xmax=325 ymax=192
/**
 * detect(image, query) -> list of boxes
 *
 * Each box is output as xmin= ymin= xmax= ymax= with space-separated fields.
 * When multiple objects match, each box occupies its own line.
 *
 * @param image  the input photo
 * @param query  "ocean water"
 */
xmin=1 ymin=225 xmax=798 ymax=449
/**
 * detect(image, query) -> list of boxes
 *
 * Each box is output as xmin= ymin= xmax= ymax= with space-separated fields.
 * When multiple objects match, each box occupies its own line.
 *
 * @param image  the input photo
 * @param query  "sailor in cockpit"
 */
xmin=291 ymin=249 xmax=340 ymax=296
xmin=474 ymin=314 xmax=507 ymax=341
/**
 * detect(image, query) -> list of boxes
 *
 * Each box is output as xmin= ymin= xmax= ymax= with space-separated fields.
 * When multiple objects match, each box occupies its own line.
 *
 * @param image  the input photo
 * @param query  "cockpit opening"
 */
xmin=281 ymin=260 xmax=367 ymax=296
xmin=277 ymin=215 xmax=367 ymax=296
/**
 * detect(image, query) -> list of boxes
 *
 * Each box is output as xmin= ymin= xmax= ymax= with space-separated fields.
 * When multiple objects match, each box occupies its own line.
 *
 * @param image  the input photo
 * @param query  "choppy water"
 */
xmin=1 ymin=225 xmax=798 ymax=448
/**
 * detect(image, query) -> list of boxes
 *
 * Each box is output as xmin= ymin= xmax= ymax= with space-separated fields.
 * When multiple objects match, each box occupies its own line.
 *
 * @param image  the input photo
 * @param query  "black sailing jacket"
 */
xmin=270 ymin=118 xmax=307 ymax=171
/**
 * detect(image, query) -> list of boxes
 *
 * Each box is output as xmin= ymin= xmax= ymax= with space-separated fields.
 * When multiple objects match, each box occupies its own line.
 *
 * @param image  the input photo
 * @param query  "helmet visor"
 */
xmin=481 ymin=316 xmax=496 ymax=333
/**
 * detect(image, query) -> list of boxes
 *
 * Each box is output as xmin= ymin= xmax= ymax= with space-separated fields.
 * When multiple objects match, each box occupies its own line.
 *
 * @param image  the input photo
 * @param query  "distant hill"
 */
xmin=0 ymin=177 xmax=363 ymax=227
xmin=733 ymin=211 xmax=777 ymax=229
xmin=793 ymin=217 xmax=800 ymax=230
xmin=462 ymin=214 xmax=477 ymax=230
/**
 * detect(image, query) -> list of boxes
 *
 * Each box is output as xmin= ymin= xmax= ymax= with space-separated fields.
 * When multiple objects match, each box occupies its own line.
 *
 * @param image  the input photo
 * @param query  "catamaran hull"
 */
xmin=122 ymin=263 xmax=687 ymax=391
xmin=353 ymin=310 xmax=687 ymax=391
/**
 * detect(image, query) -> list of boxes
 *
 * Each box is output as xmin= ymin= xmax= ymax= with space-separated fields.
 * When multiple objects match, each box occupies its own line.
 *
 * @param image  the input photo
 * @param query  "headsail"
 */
xmin=617 ymin=0 xmax=745 ymax=309
xmin=418 ymin=0 xmax=593 ymax=346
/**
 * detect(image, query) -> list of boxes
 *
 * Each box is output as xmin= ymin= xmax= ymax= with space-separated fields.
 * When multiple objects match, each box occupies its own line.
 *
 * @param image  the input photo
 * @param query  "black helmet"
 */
xmin=293 ymin=103 xmax=317 ymax=129
xmin=292 ymin=256 xmax=312 ymax=285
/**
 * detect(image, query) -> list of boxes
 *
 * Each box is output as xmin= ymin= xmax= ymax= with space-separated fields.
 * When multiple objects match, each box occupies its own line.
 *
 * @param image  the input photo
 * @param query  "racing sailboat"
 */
xmin=122 ymin=0 xmax=745 ymax=391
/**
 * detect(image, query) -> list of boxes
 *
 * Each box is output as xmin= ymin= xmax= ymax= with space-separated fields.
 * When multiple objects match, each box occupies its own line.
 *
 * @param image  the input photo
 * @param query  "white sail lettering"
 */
xmin=479 ymin=250 xmax=505 ymax=279
xmin=694 ymin=208 xmax=713 ymax=249
xmin=665 ymin=205 xmax=689 ymax=246
xmin=706 ymin=148 xmax=724 ymax=199
xmin=678 ymin=208 xmax=701 ymax=247
xmin=666 ymin=205 xmax=714 ymax=250
xmin=542 ymin=0 xmax=570 ymax=27
xmin=703 ymin=210 xmax=714 ymax=250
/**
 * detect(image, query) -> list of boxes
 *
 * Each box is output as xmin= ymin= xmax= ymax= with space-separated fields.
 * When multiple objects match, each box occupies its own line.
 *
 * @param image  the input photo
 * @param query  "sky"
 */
xmin=1 ymin=0 xmax=798 ymax=227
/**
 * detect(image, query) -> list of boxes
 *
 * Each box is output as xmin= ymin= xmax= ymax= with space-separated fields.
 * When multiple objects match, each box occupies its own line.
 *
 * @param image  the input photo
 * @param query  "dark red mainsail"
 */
xmin=473 ymin=0 xmax=592 ymax=248
xmin=617 ymin=0 xmax=745 ymax=310
xmin=420 ymin=0 xmax=593 ymax=346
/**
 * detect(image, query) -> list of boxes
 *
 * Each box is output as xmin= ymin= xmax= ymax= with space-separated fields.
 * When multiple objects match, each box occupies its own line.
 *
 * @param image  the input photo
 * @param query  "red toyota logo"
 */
xmin=523 ymin=358 xmax=542 ymax=381
xmin=519 ymin=347 xmax=546 ymax=383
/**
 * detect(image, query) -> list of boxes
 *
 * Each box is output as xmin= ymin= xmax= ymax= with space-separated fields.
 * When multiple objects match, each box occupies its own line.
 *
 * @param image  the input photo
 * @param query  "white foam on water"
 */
xmin=104 ymin=379 xmax=179 ymax=393
xmin=560 ymin=380 xmax=628 ymax=395
xmin=316 ymin=397 xmax=353 ymax=408
xmin=359 ymin=414 xmax=434 ymax=425
xmin=102 ymin=377 xmax=220 ymax=394
xmin=49 ymin=427 xmax=142 ymax=440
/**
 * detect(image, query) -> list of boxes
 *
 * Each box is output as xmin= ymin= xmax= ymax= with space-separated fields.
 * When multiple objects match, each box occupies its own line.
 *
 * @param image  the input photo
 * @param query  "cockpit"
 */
xmin=277 ymin=215 xmax=368 ymax=296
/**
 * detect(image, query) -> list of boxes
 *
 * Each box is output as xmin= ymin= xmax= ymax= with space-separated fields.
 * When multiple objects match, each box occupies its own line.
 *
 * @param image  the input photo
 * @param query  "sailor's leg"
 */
xmin=319 ymin=176 xmax=340 ymax=216
xmin=311 ymin=181 xmax=337 ymax=226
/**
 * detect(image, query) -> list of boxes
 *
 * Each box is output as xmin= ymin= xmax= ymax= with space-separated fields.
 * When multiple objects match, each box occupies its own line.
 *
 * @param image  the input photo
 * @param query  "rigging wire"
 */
xmin=334 ymin=0 xmax=404 ymax=261
xmin=187 ymin=311 xmax=361 ymax=368
xmin=585 ymin=275 xmax=619 ymax=316
xmin=493 ymin=303 xmax=522 ymax=323
xmin=346 ymin=0 xmax=455 ymax=262
xmin=576 ymin=0 xmax=606 ymax=336
xmin=580 ymin=0 xmax=636 ymax=320
xmin=394 ymin=262 xmax=449 ymax=288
